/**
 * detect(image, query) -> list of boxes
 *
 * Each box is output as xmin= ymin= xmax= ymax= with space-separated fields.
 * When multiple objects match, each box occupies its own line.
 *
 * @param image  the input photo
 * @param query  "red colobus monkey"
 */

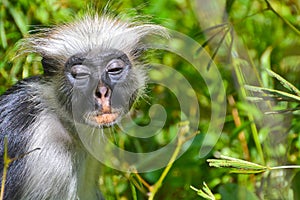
xmin=0 ymin=14 xmax=166 ymax=199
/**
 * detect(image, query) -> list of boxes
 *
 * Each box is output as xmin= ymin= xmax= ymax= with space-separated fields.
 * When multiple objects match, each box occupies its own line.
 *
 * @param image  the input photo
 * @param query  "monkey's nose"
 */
xmin=95 ymin=85 xmax=111 ymax=113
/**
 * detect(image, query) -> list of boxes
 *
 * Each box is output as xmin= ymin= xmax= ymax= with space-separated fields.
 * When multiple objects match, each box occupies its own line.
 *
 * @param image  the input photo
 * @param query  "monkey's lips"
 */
xmin=87 ymin=111 xmax=120 ymax=126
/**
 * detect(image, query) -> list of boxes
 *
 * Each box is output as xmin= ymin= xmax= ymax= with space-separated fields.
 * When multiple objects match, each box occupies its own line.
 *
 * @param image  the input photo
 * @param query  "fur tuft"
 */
xmin=22 ymin=14 xmax=167 ymax=62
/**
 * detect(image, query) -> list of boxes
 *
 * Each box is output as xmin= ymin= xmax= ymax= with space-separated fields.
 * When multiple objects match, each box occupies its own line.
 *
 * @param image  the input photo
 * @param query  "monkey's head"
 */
xmin=24 ymin=14 xmax=166 ymax=127
xmin=63 ymin=48 xmax=140 ymax=127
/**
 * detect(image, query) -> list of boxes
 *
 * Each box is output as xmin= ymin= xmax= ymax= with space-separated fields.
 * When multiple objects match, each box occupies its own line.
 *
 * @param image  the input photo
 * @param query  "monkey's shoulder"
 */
xmin=0 ymin=76 xmax=44 ymax=126
xmin=0 ymin=76 xmax=45 ymax=154
xmin=1 ymin=76 xmax=43 ymax=97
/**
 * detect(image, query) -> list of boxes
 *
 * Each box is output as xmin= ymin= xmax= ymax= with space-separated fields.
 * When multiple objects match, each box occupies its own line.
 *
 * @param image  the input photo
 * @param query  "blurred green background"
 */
xmin=1 ymin=0 xmax=300 ymax=199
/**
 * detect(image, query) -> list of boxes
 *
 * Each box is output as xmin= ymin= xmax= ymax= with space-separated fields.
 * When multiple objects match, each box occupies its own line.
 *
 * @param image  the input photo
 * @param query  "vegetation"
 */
xmin=1 ymin=0 xmax=300 ymax=199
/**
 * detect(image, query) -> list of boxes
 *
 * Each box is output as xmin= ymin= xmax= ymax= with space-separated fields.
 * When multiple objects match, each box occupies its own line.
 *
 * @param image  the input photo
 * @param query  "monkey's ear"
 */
xmin=41 ymin=57 xmax=60 ymax=76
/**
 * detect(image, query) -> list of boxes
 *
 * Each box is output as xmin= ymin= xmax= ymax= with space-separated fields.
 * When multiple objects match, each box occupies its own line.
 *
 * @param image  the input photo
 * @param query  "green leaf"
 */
xmin=8 ymin=5 xmax=28 ymax=35
xmin=0 ymin=7 xmax=8 ymax=48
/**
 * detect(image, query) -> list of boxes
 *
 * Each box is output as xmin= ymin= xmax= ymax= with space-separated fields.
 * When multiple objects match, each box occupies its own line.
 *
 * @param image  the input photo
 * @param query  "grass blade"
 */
xmin=190 ymin=182 xmax=216 ymax=200
xmin=245 ymin=85 xmax=300 ymax=103
xmin=265 ymin=68 xmax=300 ymax=96
xmin=207 ymin=152 xmax=268 ymax=174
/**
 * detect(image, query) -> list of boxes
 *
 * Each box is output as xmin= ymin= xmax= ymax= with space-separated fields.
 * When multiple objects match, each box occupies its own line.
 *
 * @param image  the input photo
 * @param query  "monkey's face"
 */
xmin=64 ymin=49 xmax=140 ymax=127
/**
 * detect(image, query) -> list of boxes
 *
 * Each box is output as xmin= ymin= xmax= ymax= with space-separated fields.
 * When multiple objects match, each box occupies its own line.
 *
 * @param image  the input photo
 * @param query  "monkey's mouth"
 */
xmin=93 ymin=112 xmax=119 ymax=124
xmin=86 ymin=110 xmax=121 ymax=127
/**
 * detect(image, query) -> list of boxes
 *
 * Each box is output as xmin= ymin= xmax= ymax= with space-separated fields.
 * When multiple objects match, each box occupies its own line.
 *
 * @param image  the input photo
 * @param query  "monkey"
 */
xmin=0 ymin=13 xmax=166 ymax=200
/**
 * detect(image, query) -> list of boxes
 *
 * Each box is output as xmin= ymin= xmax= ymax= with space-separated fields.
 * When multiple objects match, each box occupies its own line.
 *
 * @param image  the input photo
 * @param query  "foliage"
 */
xmin=1 ymin=0 xmax=300 ymax=199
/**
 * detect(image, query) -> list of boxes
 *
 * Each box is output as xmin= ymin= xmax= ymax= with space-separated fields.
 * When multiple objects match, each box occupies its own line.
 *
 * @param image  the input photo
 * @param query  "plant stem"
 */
xmin=0 ymin=137 xmax=40 ymax=200
xmin=265 ymin=0 xmax=300 ymax=36
xmin=130 ymin=182 xmax=138 ymax=200
xmin=134 ymin=172 xmax=151 ymax=189
xmin=270 ymin=165 xmax=300 ymax=170
xmin=228 ymin=95 xmax=250 ymax=161
xmin=0 ymin=137 xmax=10 ymax=200
xmin=232 ymin=58 xmax=265 ymax=165
xmin=148 ymin=125 xmax=188 ymax=200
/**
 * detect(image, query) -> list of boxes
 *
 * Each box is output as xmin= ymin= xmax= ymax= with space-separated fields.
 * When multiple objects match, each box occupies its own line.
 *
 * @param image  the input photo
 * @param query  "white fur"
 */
xmin=23 ymin=111 xmax=76 ymax=199
xmin=22 ymin=111 xmax=102 ymax=200
xmin=25 ymin=15 xmax=166 ymax=61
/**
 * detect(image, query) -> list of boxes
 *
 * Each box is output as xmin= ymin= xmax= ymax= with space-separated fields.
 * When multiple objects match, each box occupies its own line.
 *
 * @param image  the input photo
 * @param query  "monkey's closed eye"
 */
xmin=106 ymin=59 xmax=126 ymax=76
xmin=70 ymin=65 xmax=91 ymax=80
